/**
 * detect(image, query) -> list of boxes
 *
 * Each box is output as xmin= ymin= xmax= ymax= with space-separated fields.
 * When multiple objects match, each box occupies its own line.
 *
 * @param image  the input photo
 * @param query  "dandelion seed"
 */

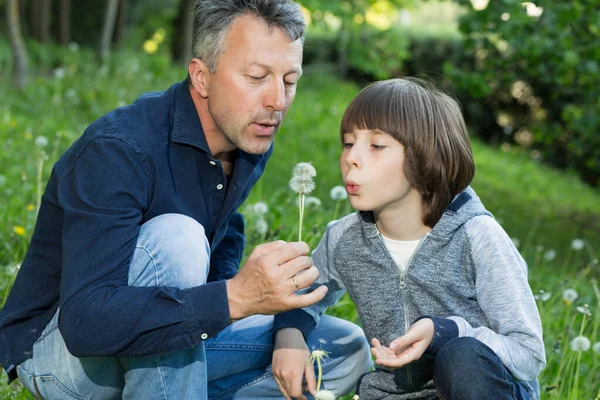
xmin=255 ymin=219 xmax=268 ymax=236
xmin=571 ymin=239 xmax=585 ymax=251
xmin=570 ymin=336 xmax=591 ymax=352
xmin=543 ymin=249 xmax=556 ymax=261
xmin=318 ymin=338 xmax=328 ymax=345
xmin=35 ymin=135 xmax=49 ymax=148
xmin=534 ymin=290 xmax=551 ymax=302
xmin=511 ymin=237 xmax=520 ymax=248
xmin=593 ymin=342 xmax=600 ymax=355
xmin=315 ymin=390 xmax=336 ymax=400
xmin=330 ymin=186 xmax=347 ymax=201
xmin=310 ymin=349 xmax=330 ymax=392
xmin=562 ymin=288 xmax=578 ymax=305
xmin=13 ymin=226 xmax=25 ymax=236
xmin=253 ymin=202 xmax=269 ymax=215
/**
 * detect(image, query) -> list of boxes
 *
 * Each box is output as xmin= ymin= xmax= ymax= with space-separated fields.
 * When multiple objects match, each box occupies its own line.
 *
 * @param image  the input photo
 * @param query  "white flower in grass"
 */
xmin=562 ymin=288 xmax=578 ymax=305
xmin=570 ymin=336 xmax=591 ymax=352
xmin=253 ymin=202 xmax=269 ymax=215
xmin=511 ymin=237 xmax=520 ymax=248
xmin=330 ymin=185 xmax=347 ymax=201
xmin=255 ymin=219 xmax=268 ymax=236
xmin=35 ymin=135 xmax=49 ymax=148
xmin=304 ymin=196 xmax=322 ymax=208
xmin=576 ymin=304 xmax=591 ymax=316
xmin=315 ymin=390 xmax=336 ymax=400
xmin=53 ymin=67 xmax=66 ymax=80
xmin=571 ymin=239 xmax=585 ymax=251
xmin=543 ymin=249 xmax=556 ymax=261
xmin=536 ymin=245 xmax=544 ymax=252
xmin=593 ymin=342 xmax=600 ymax=355
xmin=534 ymin=290 xmax=551 ymax=302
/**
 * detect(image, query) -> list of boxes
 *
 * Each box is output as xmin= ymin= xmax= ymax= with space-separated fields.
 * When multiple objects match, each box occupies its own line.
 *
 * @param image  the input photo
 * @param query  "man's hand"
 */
xmin=272 ymin=328 xmax=316 ymax=400
xmin=226 ymin=241 xmax=328 ymax=321
xmin=370 ymin=318 xmax=434 ymax=369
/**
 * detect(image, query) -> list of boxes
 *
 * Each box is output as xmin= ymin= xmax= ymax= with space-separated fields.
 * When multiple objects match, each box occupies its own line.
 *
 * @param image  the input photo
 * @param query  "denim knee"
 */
xmin=130 ymin=213 xmax=210 ymax=289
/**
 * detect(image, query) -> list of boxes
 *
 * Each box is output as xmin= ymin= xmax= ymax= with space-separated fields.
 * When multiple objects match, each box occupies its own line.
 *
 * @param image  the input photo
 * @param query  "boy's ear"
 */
xmin=188 ymin=58 xmax=210 ymax=98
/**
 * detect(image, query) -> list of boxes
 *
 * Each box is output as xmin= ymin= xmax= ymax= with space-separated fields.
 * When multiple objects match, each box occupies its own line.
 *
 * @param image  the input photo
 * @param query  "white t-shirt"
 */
xmin=379 ymin=231 xmax=427 ymax=273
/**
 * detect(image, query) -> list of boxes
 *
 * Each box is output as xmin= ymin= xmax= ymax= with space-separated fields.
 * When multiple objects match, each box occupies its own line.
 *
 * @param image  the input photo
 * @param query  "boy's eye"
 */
xmin=343 ymin=142 xmax=354 ymax=149
xmin=371 ymin=144 xmax=386 ymax=150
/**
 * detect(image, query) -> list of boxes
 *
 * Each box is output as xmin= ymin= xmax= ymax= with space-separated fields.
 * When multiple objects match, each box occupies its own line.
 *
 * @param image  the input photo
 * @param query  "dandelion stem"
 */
xmin=298 ymin=192 xmax=304 ymax=242
xmin=333 ymin=200 xmax=340 ymax=221
xmin=570 ymin=314 xmax=587 ymax=400
xmin=316 ymin=357 xmax=322 ymax=392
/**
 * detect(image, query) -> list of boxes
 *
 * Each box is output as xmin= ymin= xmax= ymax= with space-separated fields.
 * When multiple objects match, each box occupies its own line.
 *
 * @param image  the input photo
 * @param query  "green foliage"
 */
xmin=446 ymin=0 xmax=600 ymax=187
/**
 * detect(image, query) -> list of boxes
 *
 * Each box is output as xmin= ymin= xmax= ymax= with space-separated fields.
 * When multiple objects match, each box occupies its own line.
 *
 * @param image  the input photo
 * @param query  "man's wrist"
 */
xmin=225 ymin=279 xmax=247 ymax=322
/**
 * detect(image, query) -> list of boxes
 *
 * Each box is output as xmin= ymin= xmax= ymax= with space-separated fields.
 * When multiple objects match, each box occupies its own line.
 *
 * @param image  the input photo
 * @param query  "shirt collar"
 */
xmin=171 ymin=77 xmax=211 ymax=153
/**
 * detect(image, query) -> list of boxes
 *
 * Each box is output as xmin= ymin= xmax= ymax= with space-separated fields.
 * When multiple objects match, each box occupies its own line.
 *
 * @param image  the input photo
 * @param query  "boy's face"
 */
xmin=341 ymin=129 xmax=421 ymax=215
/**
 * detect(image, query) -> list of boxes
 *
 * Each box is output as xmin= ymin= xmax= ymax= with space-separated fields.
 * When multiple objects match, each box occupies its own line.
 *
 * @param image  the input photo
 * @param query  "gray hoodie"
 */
xmin=301 ymin=187 xmax=546 ymax=399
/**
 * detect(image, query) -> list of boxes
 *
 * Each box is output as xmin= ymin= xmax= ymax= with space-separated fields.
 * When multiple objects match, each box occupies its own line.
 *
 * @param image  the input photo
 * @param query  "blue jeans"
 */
xmin=434 ymin=337 xmax=534 ymax=400
xmin=16 ymin=214 xmax=372 ymax=399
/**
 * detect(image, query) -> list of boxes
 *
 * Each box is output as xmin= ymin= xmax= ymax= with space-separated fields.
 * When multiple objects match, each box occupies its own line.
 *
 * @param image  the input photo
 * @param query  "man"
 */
xmin=0 ymin=1 xmax=371 ymax=398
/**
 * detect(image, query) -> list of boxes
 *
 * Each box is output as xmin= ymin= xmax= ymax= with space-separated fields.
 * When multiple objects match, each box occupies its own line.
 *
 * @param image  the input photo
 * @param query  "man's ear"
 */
xmin=188 ymin=58 xmax=210 ymax=98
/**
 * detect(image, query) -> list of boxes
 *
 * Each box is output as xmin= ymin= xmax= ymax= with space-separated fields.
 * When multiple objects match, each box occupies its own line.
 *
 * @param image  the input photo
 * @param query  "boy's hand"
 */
xmin=272 ymin=328 xmax=316 ymax=400
xmin=371 ymin=318 xmax=434 ymax=369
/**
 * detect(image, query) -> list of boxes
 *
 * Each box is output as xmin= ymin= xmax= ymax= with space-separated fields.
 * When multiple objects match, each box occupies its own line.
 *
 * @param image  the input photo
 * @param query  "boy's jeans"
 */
xmin=16 ymin=214 xmax=372 ymax=399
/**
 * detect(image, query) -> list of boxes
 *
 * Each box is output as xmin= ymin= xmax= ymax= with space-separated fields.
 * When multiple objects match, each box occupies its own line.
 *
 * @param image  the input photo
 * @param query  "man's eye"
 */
xmin=249 ymin=75 xmax=266 ymax=81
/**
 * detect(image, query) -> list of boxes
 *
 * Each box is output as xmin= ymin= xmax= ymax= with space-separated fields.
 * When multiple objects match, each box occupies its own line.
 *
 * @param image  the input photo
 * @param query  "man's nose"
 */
xmin=264 ymin=80 xmax=285 ymax=111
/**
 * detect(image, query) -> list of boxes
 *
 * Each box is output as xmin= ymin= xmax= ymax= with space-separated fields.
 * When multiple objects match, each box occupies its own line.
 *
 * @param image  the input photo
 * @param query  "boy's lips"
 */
xmin=345 ymin=181 xmax=360 ymax=194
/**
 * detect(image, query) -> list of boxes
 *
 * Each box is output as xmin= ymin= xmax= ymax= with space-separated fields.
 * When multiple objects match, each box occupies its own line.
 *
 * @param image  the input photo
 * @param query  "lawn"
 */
xmin=1 ymin=46 xmax=599 ymax=399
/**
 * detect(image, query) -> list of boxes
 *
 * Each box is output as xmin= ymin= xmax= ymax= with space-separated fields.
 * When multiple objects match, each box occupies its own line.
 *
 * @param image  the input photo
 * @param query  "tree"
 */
xmin=171 ymin=0 xmax=195 ymax=64
xmin=99 ymin=0 xmax=120 ymax=63
xmin=7 ymin=0 xmax=29 ymax=89
xmin=56 ymin=0 xmax=70 ymax=46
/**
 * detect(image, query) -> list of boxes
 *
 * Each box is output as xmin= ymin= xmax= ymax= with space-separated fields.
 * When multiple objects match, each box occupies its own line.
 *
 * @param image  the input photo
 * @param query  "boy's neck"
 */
xmin=374 ymin=197 xmax=431 ymax=241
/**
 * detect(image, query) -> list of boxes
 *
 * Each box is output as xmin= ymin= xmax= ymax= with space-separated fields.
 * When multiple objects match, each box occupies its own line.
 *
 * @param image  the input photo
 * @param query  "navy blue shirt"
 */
xmin=0 ymin=79 xmax=272 ymax=381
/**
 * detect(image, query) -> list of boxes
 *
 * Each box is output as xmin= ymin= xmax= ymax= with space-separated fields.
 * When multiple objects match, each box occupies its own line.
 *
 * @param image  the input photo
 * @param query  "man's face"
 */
xmin=204 ymin=15 xmax=303 ymax=155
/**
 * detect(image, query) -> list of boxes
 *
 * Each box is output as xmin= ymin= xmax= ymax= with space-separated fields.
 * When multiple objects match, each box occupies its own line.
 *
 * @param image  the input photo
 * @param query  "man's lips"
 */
xmin=252 ymin=121 xmax=279 ymax=136
xmin=345 ymin=181 xmax=360 ymax=194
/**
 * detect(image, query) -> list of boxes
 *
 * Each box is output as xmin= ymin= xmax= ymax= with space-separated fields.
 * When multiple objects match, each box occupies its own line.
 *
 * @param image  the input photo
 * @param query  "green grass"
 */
xmin=1 ymin=43 xmax=599 ymax=399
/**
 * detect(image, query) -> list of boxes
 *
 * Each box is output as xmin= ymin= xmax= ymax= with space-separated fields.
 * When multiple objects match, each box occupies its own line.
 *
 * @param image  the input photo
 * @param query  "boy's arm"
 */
xmin=424 ymin=216 xmax=546 ymax=382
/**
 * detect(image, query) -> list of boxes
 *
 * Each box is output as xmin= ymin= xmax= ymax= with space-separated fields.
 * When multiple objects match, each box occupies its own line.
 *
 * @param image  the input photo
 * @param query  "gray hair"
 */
xmin=192 ymin=0 xmax=305 ymax=72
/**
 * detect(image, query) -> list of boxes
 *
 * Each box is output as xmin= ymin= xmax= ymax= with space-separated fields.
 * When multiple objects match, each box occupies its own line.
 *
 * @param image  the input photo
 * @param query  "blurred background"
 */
xmin=1 ymin=0 xmax=599 ymax=398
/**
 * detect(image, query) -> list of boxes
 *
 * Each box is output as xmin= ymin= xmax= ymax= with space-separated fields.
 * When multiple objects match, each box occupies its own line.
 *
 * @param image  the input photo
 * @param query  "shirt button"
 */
xmin=201 ymin=333 xmax=208 ymax=340
xmin=216 ymin=184 xmax=223 ymax=190
xmin=209 ymin=161 xmax=216 ymax=166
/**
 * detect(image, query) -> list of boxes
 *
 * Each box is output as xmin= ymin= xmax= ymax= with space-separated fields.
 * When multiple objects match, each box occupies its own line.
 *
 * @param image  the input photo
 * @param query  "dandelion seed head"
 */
xmin=562 ymin=288 xmax=578 ymax=305
xmin=330 ymin=185 xmax=348 ymax=201
xmin=315 ymin=389 xmax=336 ymax=400
xmin=53 ymin=68 xmax=66 ymax=80
xmin=576 ymin=304 xmax=591 ymax=316
xmin=309 ymin=349 xmax=330 ymax=363
xmin=255 ymin=219 xmax=268 ymax=236
xmin=570 ymin=335 xmax=591 ymax=352
xmin=253 ymin=202 xmax=269 ymax=215
xmin=534 ymin=290 xmax=551 ymax=302
xmin=543 ymin=249 xmax=556 ymax=261
xmin=304 ymin=196 xmax=322 ymax=208
xmin=35 ymin=135 xmax=49 ymax=148
xmin=289 ymin=162 xmax=316 ymax=194
xmin=571 ymin=239 xmax=585 ymax=251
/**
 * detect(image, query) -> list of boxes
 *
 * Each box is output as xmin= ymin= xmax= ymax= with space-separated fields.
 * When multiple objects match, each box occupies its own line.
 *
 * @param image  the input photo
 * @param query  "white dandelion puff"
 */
xmin=255 ymin=219 xmax=268 ymax=236
xmin=576 ymin=305 xmax=591 ymax=316
xmin=536 ymin=245 xmax=544 ymax=252
xmin=35 ymin=135 xmax=49 ymax=148
xmin=253 ymin=202 xmax=269 ymax=215
xmin=53 ymin=67 xmax=66 ymax=80
xmin=304 ymin=196 xmax=322 ymax=208
xmin=315 ymin=390 xmax=336 ymax=400
xmin=571 ymin=239 xmax=585 ymax=251
xmin=543 ymin=249 xmax=556 ymax=261
xmin=562 ymin=288 xmax=578 ymax=305
xmin=330 ymin=185 xmax=347 ymax=201
xmin=310 ymin=349 xmax=330 ymax=392
xmin=534 ymin=290 xmax=551 ymax=302
xmin=570 ymin=336 xmax=591 ymax=352
xmin=289 ymin=162 xmax=316 ymax=195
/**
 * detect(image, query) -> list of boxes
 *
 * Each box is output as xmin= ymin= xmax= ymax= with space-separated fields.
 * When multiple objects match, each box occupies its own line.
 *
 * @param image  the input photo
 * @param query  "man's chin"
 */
xmin=239 ymin=139 xmax=274 ymax=155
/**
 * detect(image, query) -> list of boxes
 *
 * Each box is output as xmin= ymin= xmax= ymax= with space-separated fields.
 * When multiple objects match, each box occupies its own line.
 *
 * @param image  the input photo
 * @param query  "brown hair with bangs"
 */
xmin=340 ymin=78 xmax=475 ymax=227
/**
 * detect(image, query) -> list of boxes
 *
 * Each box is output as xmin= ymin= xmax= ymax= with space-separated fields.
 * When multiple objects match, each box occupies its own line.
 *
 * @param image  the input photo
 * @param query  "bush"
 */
xmin=445 ymin=0 xmax=600 ymax=186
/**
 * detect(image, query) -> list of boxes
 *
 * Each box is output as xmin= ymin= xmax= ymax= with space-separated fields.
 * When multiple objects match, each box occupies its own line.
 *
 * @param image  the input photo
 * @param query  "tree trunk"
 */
xmin=171 ymin=0 xmax=195 ymax=64
xmin=113 ymin=0 xmax=128 ymax=44
xmin=39 ymin=0 xmax=51 ymax=43
xmin=57 ymin=0 xmax=70 ymax=46
xmin=7 ymin=0 xmax=29 ymax=89
xmin=98 ymin=0 xmax=119 ymax=63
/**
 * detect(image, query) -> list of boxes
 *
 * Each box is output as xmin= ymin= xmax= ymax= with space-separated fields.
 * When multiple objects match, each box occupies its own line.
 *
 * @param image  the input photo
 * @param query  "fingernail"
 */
xmin=390 ymin=342 xmax=398 ymax=350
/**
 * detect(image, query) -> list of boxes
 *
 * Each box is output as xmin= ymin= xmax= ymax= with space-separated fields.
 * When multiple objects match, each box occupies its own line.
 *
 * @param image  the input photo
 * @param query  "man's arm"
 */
xmin=207 ymin=212 xmax=245 ymax=282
